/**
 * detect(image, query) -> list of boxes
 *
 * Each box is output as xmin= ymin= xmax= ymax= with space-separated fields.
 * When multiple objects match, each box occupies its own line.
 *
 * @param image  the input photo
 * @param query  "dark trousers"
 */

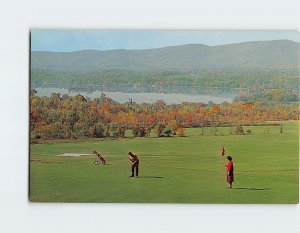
xmin=131 ymin=161 xmax=139 ymax=177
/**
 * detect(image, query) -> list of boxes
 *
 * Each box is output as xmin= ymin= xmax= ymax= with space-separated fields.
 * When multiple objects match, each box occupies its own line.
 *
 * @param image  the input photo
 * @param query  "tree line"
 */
xmin=31 ymin=69 xmax=299 ymax=92
xmin=30 ymin=90 xmax=299 ymax=140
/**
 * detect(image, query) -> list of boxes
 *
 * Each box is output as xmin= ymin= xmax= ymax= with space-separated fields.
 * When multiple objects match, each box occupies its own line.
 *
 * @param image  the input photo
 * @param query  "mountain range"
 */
xmin=31 ymin=40 xmax=300 ymax=72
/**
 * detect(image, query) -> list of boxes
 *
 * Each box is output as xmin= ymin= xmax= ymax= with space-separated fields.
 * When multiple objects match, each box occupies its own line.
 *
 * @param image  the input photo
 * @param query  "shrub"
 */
xmin=235 ymin=125 xmax=245 ymax=135
xmin=176 ymin=128 xmax=185 ymax=137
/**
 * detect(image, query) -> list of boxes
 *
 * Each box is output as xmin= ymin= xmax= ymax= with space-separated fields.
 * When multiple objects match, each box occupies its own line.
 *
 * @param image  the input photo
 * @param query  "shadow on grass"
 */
xmin=233 ymin=187 xmax=271 ymax=191
xmin=138 ymin=176 xmax=164 ymax=179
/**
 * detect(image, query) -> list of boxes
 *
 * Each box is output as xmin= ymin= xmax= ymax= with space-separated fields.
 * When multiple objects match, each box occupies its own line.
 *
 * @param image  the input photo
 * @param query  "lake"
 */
xmin=34 ymin=87 xmax=236 ymax=104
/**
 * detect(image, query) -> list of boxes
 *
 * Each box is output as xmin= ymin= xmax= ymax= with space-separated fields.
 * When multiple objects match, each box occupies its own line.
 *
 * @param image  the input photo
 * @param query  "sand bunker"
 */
xmin=56 ymin=153 xmax=92 ymax=157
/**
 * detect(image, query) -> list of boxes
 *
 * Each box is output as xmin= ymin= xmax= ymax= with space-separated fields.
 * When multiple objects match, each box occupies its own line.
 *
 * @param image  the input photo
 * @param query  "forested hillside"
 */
xmin=31 ymin=40 xmax=299 ymax=72
xmin=31 ymin=40 xmax=300 ymax=103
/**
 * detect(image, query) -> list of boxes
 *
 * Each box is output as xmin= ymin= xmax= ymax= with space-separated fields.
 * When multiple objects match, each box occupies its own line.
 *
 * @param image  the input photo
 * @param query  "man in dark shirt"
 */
xmin=128 ymin=152 xmax=139 ymax=178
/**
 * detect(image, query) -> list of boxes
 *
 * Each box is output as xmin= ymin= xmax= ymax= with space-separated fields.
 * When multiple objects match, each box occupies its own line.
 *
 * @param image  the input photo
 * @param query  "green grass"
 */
xmin=30 ymin=121 xmax=299 ymax=203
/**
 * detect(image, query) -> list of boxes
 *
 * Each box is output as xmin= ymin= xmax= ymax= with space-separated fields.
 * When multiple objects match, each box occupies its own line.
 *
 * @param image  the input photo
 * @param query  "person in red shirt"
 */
xmin=225 ymin=155 xmax=234 ymax=188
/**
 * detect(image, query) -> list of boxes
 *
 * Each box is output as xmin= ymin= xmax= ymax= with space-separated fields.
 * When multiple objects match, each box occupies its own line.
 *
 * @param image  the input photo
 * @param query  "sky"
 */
xmin=31 ymin=30 xmax=300 ymax=52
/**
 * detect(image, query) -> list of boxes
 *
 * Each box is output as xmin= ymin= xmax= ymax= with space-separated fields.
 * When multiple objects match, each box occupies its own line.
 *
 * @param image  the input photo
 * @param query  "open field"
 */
xmin=29 ymin=122 xmax=299 ymax=203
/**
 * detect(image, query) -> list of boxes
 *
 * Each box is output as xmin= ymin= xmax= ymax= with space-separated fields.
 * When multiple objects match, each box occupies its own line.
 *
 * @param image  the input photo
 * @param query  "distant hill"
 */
xmin=31 ymin=40 xmax=299 ymax=72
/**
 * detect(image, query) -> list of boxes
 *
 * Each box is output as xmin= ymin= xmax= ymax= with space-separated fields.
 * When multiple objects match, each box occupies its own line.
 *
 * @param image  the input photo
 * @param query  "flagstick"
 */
xmin=220 ymin=146 xmax=225 ymax=189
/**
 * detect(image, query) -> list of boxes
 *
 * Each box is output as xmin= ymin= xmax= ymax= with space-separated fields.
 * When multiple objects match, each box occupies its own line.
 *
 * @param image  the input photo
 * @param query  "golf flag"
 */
xmin=221 ymin=146 xmax=225 ymax=156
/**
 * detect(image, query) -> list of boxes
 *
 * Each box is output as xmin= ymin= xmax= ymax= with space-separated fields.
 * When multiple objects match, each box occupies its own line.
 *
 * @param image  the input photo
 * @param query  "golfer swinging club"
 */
xmin=128 ymin=152 xmax=139 ymax=178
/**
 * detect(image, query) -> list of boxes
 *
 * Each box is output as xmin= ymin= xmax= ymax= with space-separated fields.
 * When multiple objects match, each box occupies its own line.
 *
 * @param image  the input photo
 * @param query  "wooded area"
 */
xmin=30 ymin=90 xmax=299 ymax=140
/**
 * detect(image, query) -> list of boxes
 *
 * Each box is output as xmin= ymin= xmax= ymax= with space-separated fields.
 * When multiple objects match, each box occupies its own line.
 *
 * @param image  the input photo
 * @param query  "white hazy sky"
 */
xmin=31 ymin=30 xmax=300 ymax=52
